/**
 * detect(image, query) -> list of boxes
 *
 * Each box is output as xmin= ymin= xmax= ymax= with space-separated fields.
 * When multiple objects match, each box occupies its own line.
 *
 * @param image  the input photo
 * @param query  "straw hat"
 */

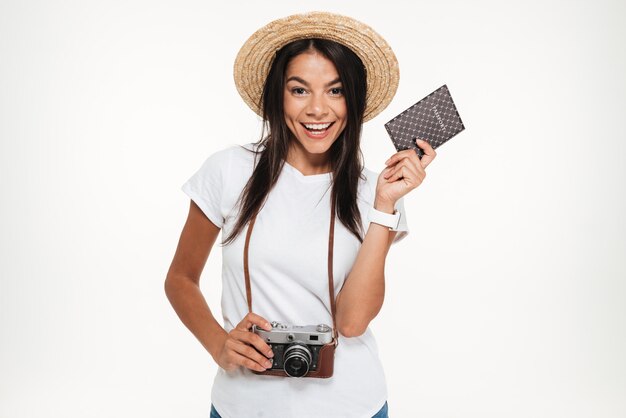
xmin=233 ymin=11 xmax=399 ymax=122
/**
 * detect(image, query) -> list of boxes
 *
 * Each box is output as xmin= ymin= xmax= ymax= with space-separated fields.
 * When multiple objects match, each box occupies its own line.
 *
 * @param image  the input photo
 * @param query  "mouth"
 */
xmin=300 ymin=121 xmax=335 ymax=137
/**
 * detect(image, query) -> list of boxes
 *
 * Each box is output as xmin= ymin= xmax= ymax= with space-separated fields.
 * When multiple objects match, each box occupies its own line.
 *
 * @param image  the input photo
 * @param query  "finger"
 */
xmin=384 ymin=154 xmax=421 ymax=179
xmin=228 ymin=350 xmax=269 ymax=372
xmin=385 ymin=149 xmax=417 ymax=167
xmin=386 ymin=162 xmax=425 ymax=187
xmin=384 ymin=158 xmax=423 ymax=182
xmin=231 ymin=339 xmax=274 ymax=370
xmin=236 ymin=312 xmax=272 ymax=331
xmin=416 ymin=139 xmax=437 ymax=168
xmin=232 ymin=329 xmax=274 ymax=358
xmin=385 ymin=164 xmax=410 ymax=184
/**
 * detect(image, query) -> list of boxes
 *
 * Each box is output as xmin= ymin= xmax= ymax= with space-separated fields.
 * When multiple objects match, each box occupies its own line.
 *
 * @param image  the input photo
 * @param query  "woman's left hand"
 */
xmin=375 ymin=139 xmax=436 ymax=208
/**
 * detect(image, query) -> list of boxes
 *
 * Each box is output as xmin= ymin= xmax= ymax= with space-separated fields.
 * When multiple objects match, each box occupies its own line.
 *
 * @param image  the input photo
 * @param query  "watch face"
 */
xmin=392 ymin=211 xmax=401 ymax=230
xmin=368 ymin=207 xmax=400 ymax=229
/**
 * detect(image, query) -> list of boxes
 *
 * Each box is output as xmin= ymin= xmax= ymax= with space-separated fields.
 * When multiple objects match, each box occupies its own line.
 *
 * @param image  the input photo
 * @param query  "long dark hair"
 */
xmin=222 ymin=38 xmax=368 ymax=245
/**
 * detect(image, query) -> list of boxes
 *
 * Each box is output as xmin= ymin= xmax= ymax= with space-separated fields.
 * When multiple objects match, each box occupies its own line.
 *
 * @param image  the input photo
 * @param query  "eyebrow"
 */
xmin=285 ymin=76 xmax=342 ymax=87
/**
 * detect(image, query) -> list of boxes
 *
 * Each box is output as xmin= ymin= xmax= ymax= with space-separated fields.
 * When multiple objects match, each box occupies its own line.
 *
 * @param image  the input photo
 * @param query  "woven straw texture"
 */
xmin=233 ymin=11 xmax=399 ymax=122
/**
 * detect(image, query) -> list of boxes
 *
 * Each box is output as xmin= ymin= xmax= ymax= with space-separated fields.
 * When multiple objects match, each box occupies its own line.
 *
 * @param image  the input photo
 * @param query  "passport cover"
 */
xmin=384 ymin=84 xmax=465 ymax=157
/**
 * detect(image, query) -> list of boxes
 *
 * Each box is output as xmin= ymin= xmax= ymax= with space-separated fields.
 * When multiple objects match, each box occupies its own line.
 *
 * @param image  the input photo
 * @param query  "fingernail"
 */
xmin=267 ymin=350 xmax=274 ymax=358
xmin=265 ymin=360 xmax=272 ymax=368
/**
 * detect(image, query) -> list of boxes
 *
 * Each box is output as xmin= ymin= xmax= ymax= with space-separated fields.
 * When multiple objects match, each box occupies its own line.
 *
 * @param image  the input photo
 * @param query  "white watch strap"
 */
xmin=367 ymin=207 xmax=401 ymax=230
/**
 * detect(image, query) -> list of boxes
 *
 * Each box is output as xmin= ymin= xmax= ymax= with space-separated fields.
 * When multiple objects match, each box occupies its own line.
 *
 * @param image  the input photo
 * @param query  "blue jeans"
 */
xmin=210 ymin=401 xmax=388 ymax=418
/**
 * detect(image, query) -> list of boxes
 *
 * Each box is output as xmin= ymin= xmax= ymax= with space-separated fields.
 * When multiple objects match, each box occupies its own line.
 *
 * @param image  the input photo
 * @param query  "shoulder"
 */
xmin=207 ymin=142 xmax=258 ymax=162
xmin=360 ymin=166 xmax=380 ymax=191
xmin=229 ymin=142 xmax=263 ymax=170
xmin=196 ymin=142 xmax=261 ymax=174
xmin=361 ymin=166 xmax=379 ymax=185
xmin=357 ymin=166 xmax=380 ymax=204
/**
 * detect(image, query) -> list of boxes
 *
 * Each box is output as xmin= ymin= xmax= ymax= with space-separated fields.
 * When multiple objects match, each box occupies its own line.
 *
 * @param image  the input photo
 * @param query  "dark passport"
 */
xmin=384 ymin=84 xmax=465 ymax=158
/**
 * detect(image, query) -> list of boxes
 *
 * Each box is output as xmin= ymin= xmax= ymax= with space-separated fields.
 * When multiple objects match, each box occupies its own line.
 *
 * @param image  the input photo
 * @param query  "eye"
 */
xmin=291 ymin=87 xmax=307 ymax=95
xmin=329 ymin=87 xmax=344 ymax=96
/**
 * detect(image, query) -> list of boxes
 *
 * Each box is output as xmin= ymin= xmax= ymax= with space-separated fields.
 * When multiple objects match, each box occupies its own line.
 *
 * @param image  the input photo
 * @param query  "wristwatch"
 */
xmin=367 ymin=207 xmax=401 ymax=230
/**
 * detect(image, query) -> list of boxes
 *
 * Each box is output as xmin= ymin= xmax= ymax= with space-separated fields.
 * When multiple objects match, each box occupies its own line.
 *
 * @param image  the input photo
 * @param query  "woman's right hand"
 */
xmin=214 ymin=312 xmax=275 ymax=372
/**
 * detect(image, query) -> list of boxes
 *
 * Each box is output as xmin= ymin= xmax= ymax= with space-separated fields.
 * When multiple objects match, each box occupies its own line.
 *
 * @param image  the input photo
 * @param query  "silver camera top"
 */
xmin=252 ymin=321 xmax=333 ymax=345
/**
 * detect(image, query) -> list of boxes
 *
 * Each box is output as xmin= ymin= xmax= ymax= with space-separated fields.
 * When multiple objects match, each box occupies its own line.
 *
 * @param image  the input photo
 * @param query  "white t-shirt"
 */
xmin=181 ymin=143 xmax=409 ymax=418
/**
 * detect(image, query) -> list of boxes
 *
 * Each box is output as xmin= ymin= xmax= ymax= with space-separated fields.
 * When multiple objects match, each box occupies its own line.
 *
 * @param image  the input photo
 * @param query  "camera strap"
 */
xmin=243 ymin=194 xmax=338 ymax=345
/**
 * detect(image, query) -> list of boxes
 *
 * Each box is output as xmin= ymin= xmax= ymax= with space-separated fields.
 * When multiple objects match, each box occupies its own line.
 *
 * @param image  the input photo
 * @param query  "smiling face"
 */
xmin=283 ymin=49 xmax=347 ymax=173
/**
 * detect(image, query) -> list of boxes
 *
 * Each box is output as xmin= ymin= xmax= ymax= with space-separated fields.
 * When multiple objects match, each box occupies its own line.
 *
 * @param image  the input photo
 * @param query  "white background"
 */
xmin=1 ymin=0 xmax=625 ymax=417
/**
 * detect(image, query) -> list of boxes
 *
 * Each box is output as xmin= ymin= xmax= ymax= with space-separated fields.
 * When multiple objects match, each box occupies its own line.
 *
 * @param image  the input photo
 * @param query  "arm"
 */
xmin=335 ymin=139 xmax=437 ymax=338
xmin=334 ymin=198 xmax=397 ymax=338
xmin=165 ymin=201 xmax=274 ymax=371
xmin=164 ymin=200 xmax=228 ymax=359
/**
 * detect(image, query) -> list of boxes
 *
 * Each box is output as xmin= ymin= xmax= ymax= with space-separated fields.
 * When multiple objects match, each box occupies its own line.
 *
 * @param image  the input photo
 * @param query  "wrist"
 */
xmin=368 ymin=205 xmax=401 ymax=230
xmin=373 ymin=197 xmax=395 ymax=214
xmin=207 ymin=328 xmax=228 ymax=361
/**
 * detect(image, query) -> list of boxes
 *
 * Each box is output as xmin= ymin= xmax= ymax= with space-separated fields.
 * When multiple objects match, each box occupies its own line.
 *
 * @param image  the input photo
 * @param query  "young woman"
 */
xmin=165 ymin=12 xmax=436 ymax=418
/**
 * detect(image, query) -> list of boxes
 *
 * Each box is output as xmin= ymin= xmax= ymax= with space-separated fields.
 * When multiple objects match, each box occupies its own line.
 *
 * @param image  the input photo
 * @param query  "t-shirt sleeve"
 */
xmin=180 ymin=148 xmax=231 ymax=228
xmin=390 ymin=196 xmax=409 ymax=244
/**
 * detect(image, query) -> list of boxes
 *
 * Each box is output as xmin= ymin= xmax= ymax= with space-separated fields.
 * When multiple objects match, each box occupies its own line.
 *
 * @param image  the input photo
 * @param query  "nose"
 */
xmin=305 ymin=93 xmax=329 ymax=119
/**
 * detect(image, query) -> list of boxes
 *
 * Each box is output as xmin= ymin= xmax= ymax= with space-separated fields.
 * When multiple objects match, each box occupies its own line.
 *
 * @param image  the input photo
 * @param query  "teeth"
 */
xmin=303 ymin=122 xmax=332 ymax=130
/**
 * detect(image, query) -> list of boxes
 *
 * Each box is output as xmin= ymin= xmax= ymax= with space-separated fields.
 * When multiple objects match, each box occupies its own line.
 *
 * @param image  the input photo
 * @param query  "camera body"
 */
xmin=252 ymin=321 xmax=334 ymax=378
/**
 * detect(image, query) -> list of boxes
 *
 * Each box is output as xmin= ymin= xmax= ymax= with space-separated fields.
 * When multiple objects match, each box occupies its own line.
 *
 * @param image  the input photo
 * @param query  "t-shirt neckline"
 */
xmin=283 ymin=161 xmax=332 ymax=183
xmin=244 ymin=142 xmax=332 ymax=183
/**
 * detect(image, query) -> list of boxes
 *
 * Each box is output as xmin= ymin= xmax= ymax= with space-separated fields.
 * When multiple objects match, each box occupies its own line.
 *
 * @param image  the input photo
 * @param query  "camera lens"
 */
xmin=283 ymin=343 xmax=312 ymax=378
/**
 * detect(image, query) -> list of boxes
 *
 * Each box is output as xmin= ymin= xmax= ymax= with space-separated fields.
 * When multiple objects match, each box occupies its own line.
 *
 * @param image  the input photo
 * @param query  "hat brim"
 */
xmin=233 ymin=11 xmax=399 ymax=123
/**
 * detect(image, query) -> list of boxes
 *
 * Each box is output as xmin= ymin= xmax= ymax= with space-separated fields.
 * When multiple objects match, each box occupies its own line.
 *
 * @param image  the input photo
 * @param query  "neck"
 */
xmin=285 ymin=144 xmax=332 ymax=176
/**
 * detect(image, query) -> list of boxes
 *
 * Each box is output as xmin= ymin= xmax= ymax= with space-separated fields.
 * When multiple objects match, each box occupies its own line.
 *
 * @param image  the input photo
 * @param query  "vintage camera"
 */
xmin=252 ymin=321 xmax=334 ymax=378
